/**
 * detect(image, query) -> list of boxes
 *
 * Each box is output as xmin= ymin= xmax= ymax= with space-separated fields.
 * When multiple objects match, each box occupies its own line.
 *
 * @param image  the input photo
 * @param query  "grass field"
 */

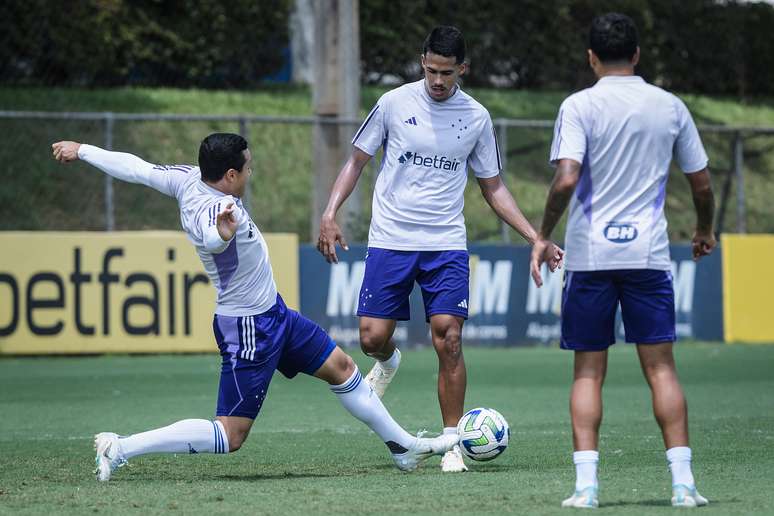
xmin=1 ymin=344 xmax=773 ymax=515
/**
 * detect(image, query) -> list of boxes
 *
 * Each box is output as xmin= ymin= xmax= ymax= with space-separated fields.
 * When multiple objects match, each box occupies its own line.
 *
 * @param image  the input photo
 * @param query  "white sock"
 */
xmin=331 ymin=367 xmax=415 ymax=452
xmin=119 ymin=419 xmax=229 ymax=459
xmin=666 ymin=446 xmax=695 ymax=487
xmin=443 ymin=426 xmax=458 ymax=436
xmin=574 ymin=450 xmax=599 ymax=491
xmin=379 ymin=348 xmax=400 ymax=369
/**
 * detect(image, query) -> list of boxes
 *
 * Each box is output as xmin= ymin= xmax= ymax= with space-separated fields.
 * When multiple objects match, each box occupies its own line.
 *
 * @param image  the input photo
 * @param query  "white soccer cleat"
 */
xmin=671 ymin=484 xmax=708 ymax=508
xmin=94 ymin=432 xmax=127 ymax=482
xmin=441 ymin=444 xmax=468 ymax=472
xmin=561 ymin=486 xmax=599 ymax=509
xmin=391 ymin=432 xmax=459 ymax=472
xmin=364 ymin=349 xmax=401 ymax=398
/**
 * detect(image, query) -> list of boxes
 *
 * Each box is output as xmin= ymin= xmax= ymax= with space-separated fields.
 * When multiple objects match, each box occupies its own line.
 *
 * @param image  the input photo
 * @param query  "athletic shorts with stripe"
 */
xmin=212 ymin=294 xmax=336 ymax=419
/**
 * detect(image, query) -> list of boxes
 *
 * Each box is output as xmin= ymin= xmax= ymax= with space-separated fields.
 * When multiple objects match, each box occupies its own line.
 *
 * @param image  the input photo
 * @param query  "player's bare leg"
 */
xmin=562 ymin=350 xmax=607 ymax=508
xmin=360 ymin=317 xmax=402 ymax=397
xmin=360 ymin=317 xmax=397 ymax=360
xmin=636 ymin=343 xmax=688 ymax=448
xmin=571 ymin=350 xmax=607 ymax=451
xmin=315 ymin=345 xmax=456 ymax=471
xmin=637 ymin=343 xmax=707 ymax=507
xmin=429 ymin=314 xmax=468 ymax=472
xmin=215 ymin=416 xmax=254 ymax=452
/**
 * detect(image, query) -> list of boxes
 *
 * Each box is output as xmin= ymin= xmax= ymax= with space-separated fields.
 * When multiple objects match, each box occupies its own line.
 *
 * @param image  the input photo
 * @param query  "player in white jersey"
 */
xmin=529 ymin=14 xmax=715 ymax=508
xmin=51 ymin=133 xmax=458 ymax=481
xmin=317 ymin=26 xmax=563 ymax=472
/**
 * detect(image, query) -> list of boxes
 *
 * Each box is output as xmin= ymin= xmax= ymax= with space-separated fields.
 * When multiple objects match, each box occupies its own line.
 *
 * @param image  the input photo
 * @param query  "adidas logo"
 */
xmin=404 ymin=116 xmax=417 ymax=126
xmin=457 ymin=299 xmax=468 ymax=309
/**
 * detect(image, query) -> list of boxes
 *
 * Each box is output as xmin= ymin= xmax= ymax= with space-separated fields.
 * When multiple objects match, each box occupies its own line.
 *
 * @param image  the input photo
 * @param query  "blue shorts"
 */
xmin=357 ymin=248 xmax=469 ymax=322
xmin=212 ymin=294 xmax=336 ymax=419
xmin=561 ymin=269 xmax=676 ymax=351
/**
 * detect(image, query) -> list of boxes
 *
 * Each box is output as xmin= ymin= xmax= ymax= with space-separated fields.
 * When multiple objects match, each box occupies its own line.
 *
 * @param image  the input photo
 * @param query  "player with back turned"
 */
xmin=51 ymin=134 xmax=457 ymax=481
xmin=530 ymin=13 xmax=715 ymax=509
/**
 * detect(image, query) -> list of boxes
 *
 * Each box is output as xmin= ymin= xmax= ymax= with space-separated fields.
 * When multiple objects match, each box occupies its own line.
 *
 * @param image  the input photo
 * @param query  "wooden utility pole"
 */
xmin=311 ymin=0 xmax=360 ymax=242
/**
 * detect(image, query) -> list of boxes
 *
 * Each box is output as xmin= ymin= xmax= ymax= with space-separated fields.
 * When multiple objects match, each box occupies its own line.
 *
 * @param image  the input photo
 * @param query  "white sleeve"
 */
xmin=200 ymin=197 xmax=240 ymax=254
xmin=468 ymin=114 xmax=502 ymax=178
xmin=351 ymin=95 xmax=388 ymax=156
xmin=549 ymin=96 xmax=587 ymax=166
xmin=673 ymin=98 xmax=709 ymax=173
xmin=77 ymin=144 xmax=193 ymax=198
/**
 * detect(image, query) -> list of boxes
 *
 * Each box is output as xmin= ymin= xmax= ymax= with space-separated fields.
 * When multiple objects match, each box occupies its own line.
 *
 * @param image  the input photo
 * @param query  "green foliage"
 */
xmin=1 ymin=86 xmax=773 ymax=241
xmin=360 ymin=0 xmax=774 ymax=97
xmin=0 ymin=0 xmax=291 ymax=88
xmin=1 ymin=344 xmax=773 ymax=514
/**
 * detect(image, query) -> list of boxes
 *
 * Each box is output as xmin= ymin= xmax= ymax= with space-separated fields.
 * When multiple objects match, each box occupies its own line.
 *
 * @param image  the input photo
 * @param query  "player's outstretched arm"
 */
xmin=685 ymin=168 xmax=716 ymax=261
xmin=317 ymin=147 xmax=372 ymax=263
xmin=530 ymin=158 xmax=580 ymax=287
xmin=51 ymin=141 xmax=179 ymax=197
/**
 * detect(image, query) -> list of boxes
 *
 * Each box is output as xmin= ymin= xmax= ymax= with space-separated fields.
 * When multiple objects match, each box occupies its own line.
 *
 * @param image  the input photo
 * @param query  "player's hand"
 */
xmin=51 ymin=141 xmax=81 ymax=163
xmin=216 ymin=203 xmax=239 ymax=242
xmin=691 ymin=230 xmax=716 ymax=261
xmin=530 ymin=238 xmax=563 ymax=287
xmin=546 ymin=242 xmax=565 ymax=272
xmin=317 ymin=214 xmax=348 ymax=264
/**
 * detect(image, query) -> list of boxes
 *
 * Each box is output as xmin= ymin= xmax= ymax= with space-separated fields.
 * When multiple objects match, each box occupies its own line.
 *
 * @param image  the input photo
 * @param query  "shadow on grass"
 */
xmin=603 ymin=497 xmax=733 ymax=508
xmin=215 ymin=471 xmax=338 ymax=481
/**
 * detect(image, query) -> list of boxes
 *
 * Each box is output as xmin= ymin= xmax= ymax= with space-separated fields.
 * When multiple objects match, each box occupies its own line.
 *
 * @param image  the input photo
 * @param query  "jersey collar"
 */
xmin=596 ymin=75 xmax=645 ymax=85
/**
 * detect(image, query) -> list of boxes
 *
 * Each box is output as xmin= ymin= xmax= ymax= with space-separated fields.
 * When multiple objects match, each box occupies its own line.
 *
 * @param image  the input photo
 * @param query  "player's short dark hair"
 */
xmin=423 ymin=26 xmax=466 ymax=64
xmin=589 ymin=13 xmax=638 ymax=63
xmin=198 ymin=133 xmax=248 ymax=182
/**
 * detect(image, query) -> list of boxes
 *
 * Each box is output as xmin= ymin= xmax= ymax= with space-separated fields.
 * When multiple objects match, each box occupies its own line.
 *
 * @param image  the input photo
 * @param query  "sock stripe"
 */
xmin=212 ymin=421 xmax=224 ymax=454
xmin=212 ymin=421 xmax=220 ymax=453
xmin=331 ymin=372 xmax=362 ymax=394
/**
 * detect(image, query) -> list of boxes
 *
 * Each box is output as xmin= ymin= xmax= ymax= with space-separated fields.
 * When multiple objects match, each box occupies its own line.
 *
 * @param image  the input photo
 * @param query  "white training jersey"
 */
xmin=78 ymin=144 xmax=277 ymax=316
xmin=353 ymin=79 xmax=502 ymax=251
xmin=549 ymin=75 xmax=708 ymax=271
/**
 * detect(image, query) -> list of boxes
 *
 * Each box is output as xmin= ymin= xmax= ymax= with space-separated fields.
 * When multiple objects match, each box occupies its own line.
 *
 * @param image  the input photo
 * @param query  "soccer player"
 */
xmin=51 ymin=134 xmax=458 ymax=482
xmin=317 ymin=26 xmax=563 ymax=472
xmin=530 ymin=13 xmax=715 ymax=509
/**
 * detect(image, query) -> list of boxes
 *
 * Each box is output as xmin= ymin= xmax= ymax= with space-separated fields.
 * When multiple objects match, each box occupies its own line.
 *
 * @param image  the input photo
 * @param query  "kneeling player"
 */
xmin=51 ymin=134 xmax=458 ymax=481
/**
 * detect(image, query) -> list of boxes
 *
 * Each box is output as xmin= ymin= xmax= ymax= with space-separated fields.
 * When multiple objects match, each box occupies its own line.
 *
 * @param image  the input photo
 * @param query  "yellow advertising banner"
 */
xmin=722 ymin=234 xmax=774 ymax=343
xmin=0 ymin=231 xmax=298 ymax=354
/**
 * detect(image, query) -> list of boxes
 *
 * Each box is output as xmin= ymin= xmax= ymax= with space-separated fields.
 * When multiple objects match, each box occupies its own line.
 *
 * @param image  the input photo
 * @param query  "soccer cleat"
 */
xmin=364 ymin=349 xmax=401 ymax=398
xmin=561 ymin=486 xmax=599 ymax=509
xmin=391 ymin=432 xmax=459 ymax=472
xmin=441 ymin=444 xmax=468 ymax=472
xmin=671 ymin=484 xmax=708 ymax=508
xmin=94 ymin=432 xmax=127 ymax=482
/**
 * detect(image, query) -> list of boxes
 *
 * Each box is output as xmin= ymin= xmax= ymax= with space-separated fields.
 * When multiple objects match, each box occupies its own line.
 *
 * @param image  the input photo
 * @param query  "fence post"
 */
xmin=238 ymin=117 xmax=253 ymax=214
xmin=104 ymin=112 xmax=114 ymax=231
xmin=734 ymin=132 xmax=746 ymax=233
xmin=497 ymin=121 xmax=511 ymax=243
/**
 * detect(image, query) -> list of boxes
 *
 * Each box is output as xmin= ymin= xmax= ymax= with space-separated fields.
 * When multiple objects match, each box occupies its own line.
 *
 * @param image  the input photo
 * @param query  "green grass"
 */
xmin=1 ymin=344 xmax=773 ymax=515
xmin=1 ymin=86 xmax=773 ymax=240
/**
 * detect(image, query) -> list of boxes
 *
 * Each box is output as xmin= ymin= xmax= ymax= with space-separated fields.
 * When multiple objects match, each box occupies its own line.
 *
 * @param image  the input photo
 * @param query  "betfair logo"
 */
xmin=397 ymin=151 xmax=461 ymax=172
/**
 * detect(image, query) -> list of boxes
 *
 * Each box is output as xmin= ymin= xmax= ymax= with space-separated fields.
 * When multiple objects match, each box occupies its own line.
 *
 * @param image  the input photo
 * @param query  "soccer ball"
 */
xmin=457 ymin=407 xmax=509 ymax=461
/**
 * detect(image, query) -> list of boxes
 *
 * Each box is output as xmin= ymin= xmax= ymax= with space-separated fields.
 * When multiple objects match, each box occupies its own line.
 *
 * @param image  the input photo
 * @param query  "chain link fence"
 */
xmin=0 ymin=111 xmax=772 ymax=242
